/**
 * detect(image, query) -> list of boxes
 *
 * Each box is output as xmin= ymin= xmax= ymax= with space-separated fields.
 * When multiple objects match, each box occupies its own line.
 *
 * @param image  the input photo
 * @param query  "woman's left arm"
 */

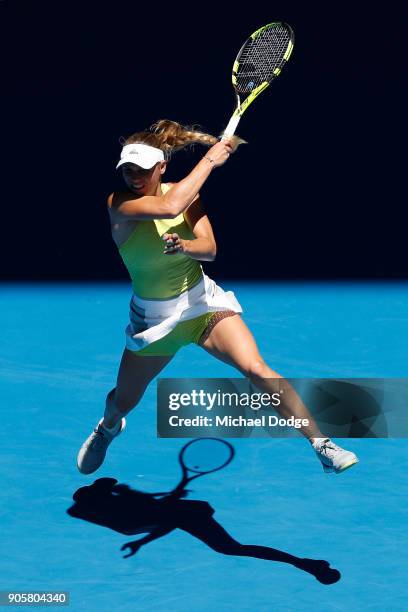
xmin=163 ymin=195 xmax=217 ymax=262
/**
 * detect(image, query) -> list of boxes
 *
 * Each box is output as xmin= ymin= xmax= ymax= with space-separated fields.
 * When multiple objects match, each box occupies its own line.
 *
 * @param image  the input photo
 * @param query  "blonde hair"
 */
xmin=119 ymin=119 xmax=247 ymax=161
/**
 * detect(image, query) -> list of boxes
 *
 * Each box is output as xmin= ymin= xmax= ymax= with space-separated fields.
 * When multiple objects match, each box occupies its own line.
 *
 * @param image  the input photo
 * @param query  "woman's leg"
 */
xmin=199 ymin=315 xmax=323 ymax=440
xmin=103 ymin=349 xmax=174 ymax=429
xmin=77 ymin=349 xmax=174 ymax=474
xmin=199 ymin=314 xmax=359 ymax=472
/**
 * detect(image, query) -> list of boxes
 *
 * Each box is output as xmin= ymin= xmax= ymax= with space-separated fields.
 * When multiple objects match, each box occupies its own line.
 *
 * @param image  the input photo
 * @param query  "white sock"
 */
xmin=102 ymin=419 xmax=121 ymax=435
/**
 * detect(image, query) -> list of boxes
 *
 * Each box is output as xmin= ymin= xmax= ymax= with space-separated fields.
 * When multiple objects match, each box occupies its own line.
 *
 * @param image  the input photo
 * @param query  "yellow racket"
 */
xmin=222 ymin=22 xmax=295 ymax=138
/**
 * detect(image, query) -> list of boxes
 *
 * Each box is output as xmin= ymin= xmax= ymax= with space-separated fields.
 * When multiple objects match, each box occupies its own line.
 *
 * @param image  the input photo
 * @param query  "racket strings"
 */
xmin=236 ymin=25 xmax=291 ymax=92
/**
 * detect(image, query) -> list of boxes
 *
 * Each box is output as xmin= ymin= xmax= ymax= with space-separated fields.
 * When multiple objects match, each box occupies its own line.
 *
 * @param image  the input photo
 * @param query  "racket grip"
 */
xmin=221 ymin=115 xmax=241 ymax=139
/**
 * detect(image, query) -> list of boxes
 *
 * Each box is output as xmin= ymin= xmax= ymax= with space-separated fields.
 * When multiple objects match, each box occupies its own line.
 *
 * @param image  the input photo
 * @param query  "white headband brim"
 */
xmin=116 ymin=143 xmax=164 ymax=170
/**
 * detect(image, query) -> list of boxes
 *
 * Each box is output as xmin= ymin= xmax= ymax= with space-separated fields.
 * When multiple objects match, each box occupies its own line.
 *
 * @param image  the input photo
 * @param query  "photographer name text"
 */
xmin=168 ymin=415 xmax=309 ymax=429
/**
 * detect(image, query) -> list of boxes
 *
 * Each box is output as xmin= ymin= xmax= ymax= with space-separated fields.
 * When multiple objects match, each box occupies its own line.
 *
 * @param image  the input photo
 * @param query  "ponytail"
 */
xmin=121 ymin=119 xmax=247 ymax=160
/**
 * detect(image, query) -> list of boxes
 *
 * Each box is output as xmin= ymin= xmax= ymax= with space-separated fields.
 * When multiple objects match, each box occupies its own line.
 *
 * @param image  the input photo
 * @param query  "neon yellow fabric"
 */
xmin=118 ymin=183 xmax=203 ymax=299
xmin=133 ymin=312 xmax=216 ymax=356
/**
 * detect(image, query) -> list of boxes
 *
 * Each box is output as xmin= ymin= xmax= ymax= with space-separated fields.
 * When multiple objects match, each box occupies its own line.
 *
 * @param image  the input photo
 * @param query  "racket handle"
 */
xmin=221 ymin=115 xmax=241 ymax=139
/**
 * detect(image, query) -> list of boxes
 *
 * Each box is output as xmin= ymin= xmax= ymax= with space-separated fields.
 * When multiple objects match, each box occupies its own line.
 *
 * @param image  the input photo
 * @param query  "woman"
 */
xmin=77 ymin=119 xmax=358 ymax=475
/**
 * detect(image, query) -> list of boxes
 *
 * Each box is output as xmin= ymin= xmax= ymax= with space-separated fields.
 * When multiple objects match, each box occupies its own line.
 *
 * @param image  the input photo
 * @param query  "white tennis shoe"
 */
xmin=77 ymin=417 xmax=126 ymax=475
xmin=313 ymin=438 xmax=359 ymax=474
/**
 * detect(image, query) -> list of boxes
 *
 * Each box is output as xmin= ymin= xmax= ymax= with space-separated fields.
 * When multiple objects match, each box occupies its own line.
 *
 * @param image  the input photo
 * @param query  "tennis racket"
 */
xmin=170 ymin=438 xmax=235 ymax=496
xmin=222 ymin=21 xmax=295 ymax=139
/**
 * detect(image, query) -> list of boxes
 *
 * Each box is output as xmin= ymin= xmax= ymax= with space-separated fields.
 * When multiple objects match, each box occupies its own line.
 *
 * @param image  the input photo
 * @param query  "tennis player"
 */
xmin=77 ymin=119 xmax=358 ymax=475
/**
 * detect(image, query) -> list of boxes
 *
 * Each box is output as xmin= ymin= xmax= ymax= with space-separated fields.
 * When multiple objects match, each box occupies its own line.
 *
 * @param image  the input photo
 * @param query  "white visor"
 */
xmin=116 ymin=143 xmax=165 ymax=170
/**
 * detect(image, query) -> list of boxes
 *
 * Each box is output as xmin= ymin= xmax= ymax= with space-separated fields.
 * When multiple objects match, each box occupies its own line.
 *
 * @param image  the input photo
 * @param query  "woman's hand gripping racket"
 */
xmin=221 ymin=21 xmax=295 ymax=139
xmin=169 ymin=438 xmax=235 ymax=497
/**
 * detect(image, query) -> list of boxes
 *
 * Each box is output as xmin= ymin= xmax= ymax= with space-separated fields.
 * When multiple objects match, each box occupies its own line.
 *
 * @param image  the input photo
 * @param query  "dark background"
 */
xmin=1 ymin=1 xmax=406 ymax=281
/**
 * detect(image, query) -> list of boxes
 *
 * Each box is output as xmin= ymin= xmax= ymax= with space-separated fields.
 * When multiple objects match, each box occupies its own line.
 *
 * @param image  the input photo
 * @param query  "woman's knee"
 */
xmin=112 ymin=350 xmax=172 ymax=414
xmin=241 ymin=357 xmax=269 ymax=379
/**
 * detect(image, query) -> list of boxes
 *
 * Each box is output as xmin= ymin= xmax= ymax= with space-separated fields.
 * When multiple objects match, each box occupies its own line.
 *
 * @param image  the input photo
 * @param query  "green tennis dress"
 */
xmin=118 ymin=183 xmax=242 ymax=356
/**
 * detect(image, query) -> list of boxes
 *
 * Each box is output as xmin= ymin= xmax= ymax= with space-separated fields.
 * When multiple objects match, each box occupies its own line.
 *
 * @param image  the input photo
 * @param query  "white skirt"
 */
xmin=125 ymin=273 xmax=243 ymax=352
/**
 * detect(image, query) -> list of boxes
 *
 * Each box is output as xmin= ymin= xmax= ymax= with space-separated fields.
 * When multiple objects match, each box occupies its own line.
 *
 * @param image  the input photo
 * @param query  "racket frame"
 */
xmin=222 ymin=22 xmax=295 ymax=138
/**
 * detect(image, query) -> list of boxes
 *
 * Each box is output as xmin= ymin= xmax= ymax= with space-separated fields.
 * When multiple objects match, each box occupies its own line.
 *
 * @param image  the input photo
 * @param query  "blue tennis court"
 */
xmin=2 ymin=282 xmax=407 ymax=610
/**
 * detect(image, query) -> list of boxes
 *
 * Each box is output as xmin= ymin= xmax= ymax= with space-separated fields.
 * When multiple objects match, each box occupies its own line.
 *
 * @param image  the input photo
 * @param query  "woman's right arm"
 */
xmin=109 ymin=139 xmax=234 ymax=221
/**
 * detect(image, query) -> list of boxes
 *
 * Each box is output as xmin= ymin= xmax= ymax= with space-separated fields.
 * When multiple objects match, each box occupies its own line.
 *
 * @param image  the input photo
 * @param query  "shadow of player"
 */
xmin=67 ymin=477 xmax=340 ymax=585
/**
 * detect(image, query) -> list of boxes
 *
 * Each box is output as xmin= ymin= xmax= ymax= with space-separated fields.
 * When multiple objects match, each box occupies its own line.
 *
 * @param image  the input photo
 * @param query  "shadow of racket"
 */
xmin=167 ymin=438 xmax=235 ymax=498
